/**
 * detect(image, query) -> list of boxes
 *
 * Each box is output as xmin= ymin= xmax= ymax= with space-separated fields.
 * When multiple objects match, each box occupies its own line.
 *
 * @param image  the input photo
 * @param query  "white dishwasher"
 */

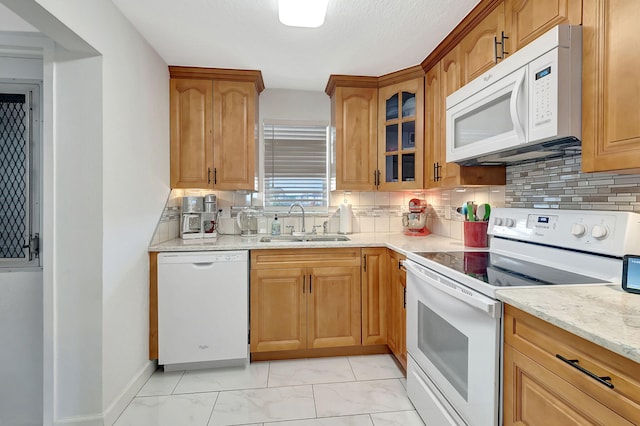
xmin=157 ymin=250 xmax=248 ymax=370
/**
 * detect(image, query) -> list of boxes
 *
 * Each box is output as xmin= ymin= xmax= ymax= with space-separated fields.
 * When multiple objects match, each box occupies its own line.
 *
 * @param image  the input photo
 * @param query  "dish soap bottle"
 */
xmin=271 ymin=214 xmax=281 ymax=236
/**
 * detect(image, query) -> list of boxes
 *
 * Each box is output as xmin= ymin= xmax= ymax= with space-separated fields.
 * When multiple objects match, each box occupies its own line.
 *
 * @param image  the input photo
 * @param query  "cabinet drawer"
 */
xmin=251 ymin=248 xmax=361 ymax=269
xmin=504 ymin=305 xmax=640 ymax=423
xmin=504 ymin=344 xmax=633 ymax=426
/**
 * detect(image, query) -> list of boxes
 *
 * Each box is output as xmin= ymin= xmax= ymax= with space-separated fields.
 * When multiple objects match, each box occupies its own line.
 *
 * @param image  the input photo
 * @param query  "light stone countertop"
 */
xmin=497 ymin=285 xmax=640 ymax=364
xmin=148 ymin=232 xmax=478 ymax=256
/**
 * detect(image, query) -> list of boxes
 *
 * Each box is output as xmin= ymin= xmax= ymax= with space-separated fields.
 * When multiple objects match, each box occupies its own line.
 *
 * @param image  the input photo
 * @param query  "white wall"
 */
xmin=0 ymin=53 xmax=44 ymax=426
xmin=0 ymin=271 xmax=43 ymax=425
xmin=2 ymin=0 xmax=170 ymax=423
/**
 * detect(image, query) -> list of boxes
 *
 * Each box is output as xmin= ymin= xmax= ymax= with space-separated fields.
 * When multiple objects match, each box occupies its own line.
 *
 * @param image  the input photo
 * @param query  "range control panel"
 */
xmin=488 ymin=208 xmax=640 ymax=257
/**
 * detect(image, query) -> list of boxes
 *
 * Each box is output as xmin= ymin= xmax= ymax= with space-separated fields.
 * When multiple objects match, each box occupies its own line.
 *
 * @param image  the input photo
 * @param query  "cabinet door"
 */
xmin=361 ymin=248 xmax=388 ymax=345
xmin=505 ymin=0 xmax=582 ymax=53
xmin=504 ymin=345 xmax=634 ymax=426
xmin=250 ymin=268 xmax=306 ymax=352
xmin=424 ymin=64 xmax=442 ymax=189
xmin=333 ymin=87 xmax=378 ymax=191
xmin=378 ymin=78 xmax=424 ymax=191
xmin=307 ymin=266 xmax=361 ymax=349
xmin=213 ymin=80 xmax=257 ymax=190
xmin=387 ymin=250 xmax=407 ymax=369
xmin=170 ymin=78 xmax=214 ymax=189
xmin=439 ymin=47 xmax=464 ymax=187
xmin=582 ymin=0 xmax=640 ymax=172
xmin=460 ymin=3 xmax=506 ymax=84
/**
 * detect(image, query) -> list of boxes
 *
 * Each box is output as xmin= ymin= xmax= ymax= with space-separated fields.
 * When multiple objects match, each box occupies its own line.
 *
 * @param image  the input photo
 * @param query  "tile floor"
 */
xmin=114 ymin=354 xmax=425 ymax=426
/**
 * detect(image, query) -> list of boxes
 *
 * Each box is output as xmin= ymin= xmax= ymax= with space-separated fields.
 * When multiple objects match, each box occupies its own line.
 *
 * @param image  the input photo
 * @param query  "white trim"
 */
xmin=103 ymin=360 xmax=157 ymax=426
xmin=53 ymin=415 xmax=103 ymax=426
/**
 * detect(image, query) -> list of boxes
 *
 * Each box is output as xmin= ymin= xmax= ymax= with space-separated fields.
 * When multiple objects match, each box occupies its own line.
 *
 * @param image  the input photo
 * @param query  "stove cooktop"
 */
xmin=412 ymin=251 xmax=610 ymax=288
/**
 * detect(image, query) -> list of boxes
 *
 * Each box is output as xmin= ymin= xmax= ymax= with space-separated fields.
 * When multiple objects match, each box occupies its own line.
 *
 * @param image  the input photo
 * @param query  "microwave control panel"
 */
xmin=533 ymin=65 xmax=553 ymax=125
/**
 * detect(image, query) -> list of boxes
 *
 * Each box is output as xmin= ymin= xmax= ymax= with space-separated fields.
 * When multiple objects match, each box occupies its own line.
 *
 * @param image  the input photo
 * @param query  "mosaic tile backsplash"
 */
xmin=506 ymin=154 xmax=640 ymax=212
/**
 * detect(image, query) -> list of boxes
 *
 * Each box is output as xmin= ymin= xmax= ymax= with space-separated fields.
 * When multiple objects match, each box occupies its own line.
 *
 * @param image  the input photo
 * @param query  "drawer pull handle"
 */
xmin=556 ymin=354 xmax=614 ymax=389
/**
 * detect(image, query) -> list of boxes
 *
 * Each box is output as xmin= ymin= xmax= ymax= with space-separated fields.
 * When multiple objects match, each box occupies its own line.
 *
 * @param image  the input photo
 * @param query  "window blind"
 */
xmin=264 ymin=123 xmax=328 ymax=207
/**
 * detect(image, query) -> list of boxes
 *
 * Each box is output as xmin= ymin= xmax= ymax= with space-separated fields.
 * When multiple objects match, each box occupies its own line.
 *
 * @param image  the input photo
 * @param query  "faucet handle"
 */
xmin=322 ymin=221 xmax=328 ymax=234
xmin=285 ymin=225 xmax=295 ymax=235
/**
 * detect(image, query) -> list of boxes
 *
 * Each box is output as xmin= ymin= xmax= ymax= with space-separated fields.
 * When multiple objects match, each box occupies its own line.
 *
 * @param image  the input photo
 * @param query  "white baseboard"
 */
xmin=102 ymin=360 xmax=158 ymax=426
xmin=54 ymin=414 xmax=103 ymax=426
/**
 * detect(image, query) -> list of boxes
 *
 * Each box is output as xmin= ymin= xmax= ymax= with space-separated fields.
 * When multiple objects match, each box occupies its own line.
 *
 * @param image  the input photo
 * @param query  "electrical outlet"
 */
xmin=444 ymin=207 xmax=451 ymax=220
xmin=219 ymin=207 xmax=231 ymax=218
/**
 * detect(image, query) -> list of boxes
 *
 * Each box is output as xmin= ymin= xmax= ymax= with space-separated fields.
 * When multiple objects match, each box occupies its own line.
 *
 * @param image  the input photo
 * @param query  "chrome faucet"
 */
xmin=288 ymin=202 xmax=306 ymax=233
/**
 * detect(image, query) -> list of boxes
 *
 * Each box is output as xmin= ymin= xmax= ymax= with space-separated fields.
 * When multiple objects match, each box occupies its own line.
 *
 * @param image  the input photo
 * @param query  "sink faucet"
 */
xmin=288 ymin=202 xmax=306 ymax=233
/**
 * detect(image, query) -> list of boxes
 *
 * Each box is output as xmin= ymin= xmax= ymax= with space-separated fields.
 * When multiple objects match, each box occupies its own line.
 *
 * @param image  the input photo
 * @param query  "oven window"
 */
xmin=418 ymin=301 xmax=469 ymax=400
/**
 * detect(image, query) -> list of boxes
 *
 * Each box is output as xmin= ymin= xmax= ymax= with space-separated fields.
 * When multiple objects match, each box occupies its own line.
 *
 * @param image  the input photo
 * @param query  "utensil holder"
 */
xmin=464 ymin=221 xmax=489 ymax=248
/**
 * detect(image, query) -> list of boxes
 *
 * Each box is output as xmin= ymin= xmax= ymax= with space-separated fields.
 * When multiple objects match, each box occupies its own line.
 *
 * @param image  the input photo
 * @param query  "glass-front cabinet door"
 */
xmin=378 ymin=77 xmax=424 ymax=190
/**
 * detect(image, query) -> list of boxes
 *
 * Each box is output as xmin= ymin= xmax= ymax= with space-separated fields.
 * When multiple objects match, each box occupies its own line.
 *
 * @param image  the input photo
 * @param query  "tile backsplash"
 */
xmin=150 ymin=186 xmax=507 ymax=244
xmin=506 ymin=154 xmax=640 ymax=212
xmin=150 ymin=154 xmax=640 ymax=245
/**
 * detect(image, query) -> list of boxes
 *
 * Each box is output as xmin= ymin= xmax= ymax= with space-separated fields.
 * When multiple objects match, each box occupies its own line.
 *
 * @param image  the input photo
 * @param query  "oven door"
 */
xmin=405 ymin=260 xmax=501 ymax=426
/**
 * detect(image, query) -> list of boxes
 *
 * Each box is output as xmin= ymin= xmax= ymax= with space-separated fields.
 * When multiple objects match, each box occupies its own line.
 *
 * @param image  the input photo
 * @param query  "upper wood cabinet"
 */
xmin=213 ymin=81 xmax=259 ymax=190
xmin=460 ymin=3 xmax=506 ymax=84
xmin=169 ymin=67 xmax=264 ymax=190
xmin=424 ymin=46 xmax=506 ymax=189
xmin=505 ymin=0 xmax=582 ymax=53
xmin=326 ymin=68 xmax=424 ymax=191
xmin=327 ymin=78 xmax=379 ymax=191
xmin=582 ymin=0 xmax=640 ymax=173
xmin=170 ymin=78 xmax=213 ymax=189
xmin=378 ymin=76 xmax=424 ymax=191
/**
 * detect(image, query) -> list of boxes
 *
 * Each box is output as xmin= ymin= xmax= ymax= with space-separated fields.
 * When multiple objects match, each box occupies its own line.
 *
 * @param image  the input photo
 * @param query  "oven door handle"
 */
xmin=405 ymin=261 xmax=499 ymax=318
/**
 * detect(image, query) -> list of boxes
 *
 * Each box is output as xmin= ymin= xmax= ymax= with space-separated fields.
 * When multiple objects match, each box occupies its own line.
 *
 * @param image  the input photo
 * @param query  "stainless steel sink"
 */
xmin=259 ymin=235 xmax=350 ymax=243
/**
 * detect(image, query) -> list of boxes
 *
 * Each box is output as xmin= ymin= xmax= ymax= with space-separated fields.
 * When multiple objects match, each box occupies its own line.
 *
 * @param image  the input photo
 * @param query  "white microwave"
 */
xmin=446 ymin=25 xmax=582 ymax=165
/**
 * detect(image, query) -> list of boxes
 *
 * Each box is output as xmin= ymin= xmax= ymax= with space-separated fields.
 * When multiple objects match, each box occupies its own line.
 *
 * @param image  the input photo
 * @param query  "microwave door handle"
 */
xmin=510 ymin=69 xmax=526 ymax=143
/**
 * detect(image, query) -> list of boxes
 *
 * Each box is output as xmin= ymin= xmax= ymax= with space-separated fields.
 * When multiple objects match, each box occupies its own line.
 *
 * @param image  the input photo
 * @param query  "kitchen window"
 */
xmin=263 ymin=122 xmax=328 ymax=208
xmin=0 ymin=82 xmax=41 ymax=268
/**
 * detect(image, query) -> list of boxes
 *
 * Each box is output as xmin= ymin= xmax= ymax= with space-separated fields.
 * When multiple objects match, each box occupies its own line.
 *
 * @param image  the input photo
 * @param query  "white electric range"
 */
xmin=404 ymin=208 xmax=640 ymax=426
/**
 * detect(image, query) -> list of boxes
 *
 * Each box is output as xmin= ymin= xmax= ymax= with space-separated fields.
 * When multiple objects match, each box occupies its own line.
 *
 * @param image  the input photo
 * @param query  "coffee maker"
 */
xmin=402 ymin=198 xmax=430 ymax=236
xmin=180 ymin=195 xmax=218 ymax=240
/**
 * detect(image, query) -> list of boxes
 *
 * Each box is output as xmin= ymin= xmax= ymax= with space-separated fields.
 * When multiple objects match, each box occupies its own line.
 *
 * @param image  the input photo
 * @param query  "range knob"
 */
xmin=494 ymin=217 xmax=503 ymax=226
xmin=591 ymin=224 xmax=609 ymax=240
xmin=571 ymin=223 xmax=586 ymax=237
xmin=504 ymin=218 xmax=515 ymax=228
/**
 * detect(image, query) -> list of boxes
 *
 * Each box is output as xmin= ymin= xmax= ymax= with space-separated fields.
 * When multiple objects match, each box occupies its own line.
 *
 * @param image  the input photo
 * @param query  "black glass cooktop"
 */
xmin=413 ymin=251 xmax=609 ymax=287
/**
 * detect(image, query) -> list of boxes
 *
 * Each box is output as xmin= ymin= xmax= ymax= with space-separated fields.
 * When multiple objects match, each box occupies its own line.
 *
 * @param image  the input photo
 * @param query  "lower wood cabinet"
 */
xmin=250 ymin=249 xmax=362 ymax=353
xmin=503 ymin=305 xmax=640 ymax=425
xmin=387 ymin=249 xmax=407 ymax=370
xmin=361 ymin=248 xmax=388 ymax=346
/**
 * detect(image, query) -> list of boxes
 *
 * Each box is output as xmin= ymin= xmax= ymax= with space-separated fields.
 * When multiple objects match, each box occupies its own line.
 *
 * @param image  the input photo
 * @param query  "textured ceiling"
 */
xmin=112 ymin=0 xmax=480 ymax=91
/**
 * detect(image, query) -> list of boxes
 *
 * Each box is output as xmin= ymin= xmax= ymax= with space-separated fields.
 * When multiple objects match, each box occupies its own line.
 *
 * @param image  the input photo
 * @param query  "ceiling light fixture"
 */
xmin=278 ymin=0 xmax=328 ymax=28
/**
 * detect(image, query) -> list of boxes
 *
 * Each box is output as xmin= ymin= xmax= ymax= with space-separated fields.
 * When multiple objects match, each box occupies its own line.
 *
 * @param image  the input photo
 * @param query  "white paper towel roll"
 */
xmin=339 ymin=203 xmax=352 ymax=234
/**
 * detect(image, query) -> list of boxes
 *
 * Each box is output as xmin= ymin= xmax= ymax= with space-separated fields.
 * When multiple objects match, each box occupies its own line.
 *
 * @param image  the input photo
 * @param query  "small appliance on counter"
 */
xmin=180 ymin=195 xmax=218 ymax=240
xmin=236 ymin=208 xmax=258 ymax=236
xmin=402 ymin=198 xmax=430 ymax=236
